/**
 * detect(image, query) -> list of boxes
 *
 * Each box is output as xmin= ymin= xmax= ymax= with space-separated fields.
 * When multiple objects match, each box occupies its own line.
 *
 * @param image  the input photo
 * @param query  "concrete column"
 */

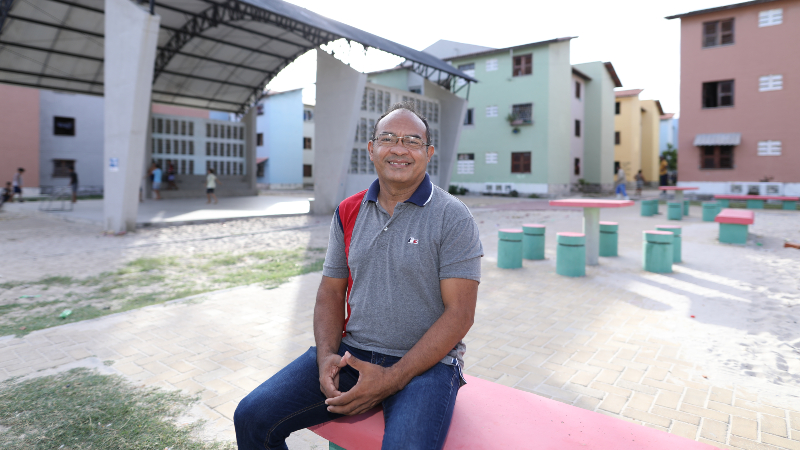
xmin=243 ymin=105 xmax=257 ymax=193
xmin=422 ymin=79 xmax=467 ymax=191
xmin=103 ymin=0 xmax=160 ymax=233
xmin=313 ymin=50 xmax=366 ymax=215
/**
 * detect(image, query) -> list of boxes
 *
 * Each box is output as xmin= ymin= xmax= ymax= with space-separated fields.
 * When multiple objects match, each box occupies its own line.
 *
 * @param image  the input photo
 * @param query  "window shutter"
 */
xmin=759 ymin=9 xmax=783 ymax=27
xmin=485 ymin=59 xmax=498 ymax=71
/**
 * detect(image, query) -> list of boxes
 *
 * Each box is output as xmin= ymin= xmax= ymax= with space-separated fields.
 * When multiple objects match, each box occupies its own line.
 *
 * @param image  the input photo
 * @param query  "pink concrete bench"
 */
xmin=310 ymin=375 xmax=717 ymax=450
xmin=714 ymin=195 xmax=798 ymax=210
xmin=715 ymin=208 xmax=755 ymax=245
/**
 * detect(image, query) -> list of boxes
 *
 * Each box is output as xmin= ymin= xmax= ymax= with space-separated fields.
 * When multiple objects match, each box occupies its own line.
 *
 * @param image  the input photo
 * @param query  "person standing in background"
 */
xmin=615 ymin=166 xmax=628 ymax=200
xmin=634 ymin=170 xmax=645 ymax=198
xmin=11 ymin=167 xmax=24 ymax=202
xmin=206 ymin=168 xmax=220 ymax=204
xmin=149 ymin=162 xmax=162 ymax=200
xmin=659 ymin=156 xmax=669 ymax=195
xmin=69 ymin=167 xmax=79 ymax=203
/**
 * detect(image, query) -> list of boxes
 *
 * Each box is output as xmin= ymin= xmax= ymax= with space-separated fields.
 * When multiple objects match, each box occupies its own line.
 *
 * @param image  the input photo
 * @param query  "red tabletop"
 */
xmin=549 ymin=199 xmax=634 ymax=208
xmin=715 ymin=209 xmax=756 ymax=225
xmin=557 ymin=232 xmax=585 ymax=237
xmin=658 ymin=186 xmax=698 ymax=191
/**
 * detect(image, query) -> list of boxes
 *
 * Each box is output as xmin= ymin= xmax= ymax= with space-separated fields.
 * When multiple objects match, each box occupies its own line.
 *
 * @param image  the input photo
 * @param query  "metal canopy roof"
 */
xmin=0 ymin=0 xmax=476 ymax=113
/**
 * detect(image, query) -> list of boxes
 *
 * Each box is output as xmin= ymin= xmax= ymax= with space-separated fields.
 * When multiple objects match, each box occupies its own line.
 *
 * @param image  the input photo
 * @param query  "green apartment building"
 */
xmin=368 ymin=39 xmax=622 ymax=195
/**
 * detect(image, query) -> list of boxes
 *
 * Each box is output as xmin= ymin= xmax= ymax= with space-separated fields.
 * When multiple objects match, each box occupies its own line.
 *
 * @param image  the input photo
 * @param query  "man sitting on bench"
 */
xmin=234 ymin=103 xmax=484 ymax=450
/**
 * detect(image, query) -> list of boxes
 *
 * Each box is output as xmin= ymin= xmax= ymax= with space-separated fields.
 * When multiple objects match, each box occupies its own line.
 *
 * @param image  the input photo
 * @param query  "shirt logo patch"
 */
xmin=407 ymin=237 xmax=419 ymax=244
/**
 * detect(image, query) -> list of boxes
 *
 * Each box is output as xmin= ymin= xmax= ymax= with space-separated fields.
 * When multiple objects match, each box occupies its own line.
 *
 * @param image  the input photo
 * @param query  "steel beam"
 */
xmin=5 ymin=14 xmax=104 ymax=38
xmin=0 ymin=66 xmax=102 ymax=84
xmin=0 ymin=40 xmax=103 ymax=61
xmin=0 ymin=78 xmax=99 ymax=95
xmin=159 ymin=69 xmax=257 ymax=90
xmin=0 ymin=0 xmax=15 ymax=36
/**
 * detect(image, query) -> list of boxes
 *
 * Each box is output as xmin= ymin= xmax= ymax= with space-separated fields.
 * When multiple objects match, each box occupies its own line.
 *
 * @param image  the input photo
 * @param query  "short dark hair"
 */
xmin=371 ymin=101 xmax=431 ymax=145
xmin=17 ymin=167 xmax=24 ymax=172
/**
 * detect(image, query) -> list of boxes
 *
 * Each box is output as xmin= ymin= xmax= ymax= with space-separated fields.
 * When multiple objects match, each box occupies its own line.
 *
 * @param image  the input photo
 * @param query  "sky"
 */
xmin=266 ymin=0 xmax=743 ymax=116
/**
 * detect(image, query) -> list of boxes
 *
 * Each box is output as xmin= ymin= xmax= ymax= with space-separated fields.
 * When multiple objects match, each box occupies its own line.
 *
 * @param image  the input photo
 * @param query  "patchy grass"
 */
xmin=0 ymin=248 xmax=326 ymax=337
xmin=0 ymin=367 xmax=234 ymax=449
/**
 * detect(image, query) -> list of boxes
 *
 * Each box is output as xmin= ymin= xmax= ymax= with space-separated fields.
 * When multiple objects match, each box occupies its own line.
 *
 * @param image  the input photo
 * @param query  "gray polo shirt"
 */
xmin=322 ymin=173 xmax=483 ymax=367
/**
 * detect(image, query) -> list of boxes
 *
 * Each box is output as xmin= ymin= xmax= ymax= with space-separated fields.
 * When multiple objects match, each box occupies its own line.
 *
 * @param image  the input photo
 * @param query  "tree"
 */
xmin=663 ymin=143 xmax=677 ymax=171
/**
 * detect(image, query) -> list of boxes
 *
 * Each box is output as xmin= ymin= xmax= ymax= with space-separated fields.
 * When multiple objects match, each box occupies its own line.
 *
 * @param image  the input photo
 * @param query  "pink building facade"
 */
xmin=0 ymin=84 xmax=40 ymax=192
xmin=669 ymin=0 xmax=800 ymax=196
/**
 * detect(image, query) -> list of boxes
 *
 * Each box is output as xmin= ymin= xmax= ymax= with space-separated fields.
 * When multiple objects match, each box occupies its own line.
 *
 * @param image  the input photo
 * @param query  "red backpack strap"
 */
xmin=337 ymin=189 xmax=367 ymax=337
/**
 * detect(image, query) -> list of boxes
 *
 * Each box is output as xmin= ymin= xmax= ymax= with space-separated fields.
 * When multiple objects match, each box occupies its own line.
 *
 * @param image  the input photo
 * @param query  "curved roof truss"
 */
xmin=0 ymin=0 xmax=475 ymax=113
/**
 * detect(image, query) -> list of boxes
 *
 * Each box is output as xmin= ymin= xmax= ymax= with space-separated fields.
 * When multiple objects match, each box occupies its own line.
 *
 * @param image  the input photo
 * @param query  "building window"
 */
xmin=360 ymin=118 xmax=367 ymax=142
xmin=512 ymin=54 xmax=532 ymax=77
xmin=52 ymin=159 xmax=75 ymax=177
xmin=256 ymin=161 xmax=265 ymax=178
xmin=485 ymin=152 xmax=498 ymax=164
xmin=464 ymin=108 xmax=474 ymax=126
xmin=511 ymin=103 xmax=533 ymax=124
xmin=188 ymin=141 xmax=194 ymax=155
xmin=757 ymin=140 xmax=781 ymax=156
xmin=429 ymin=154 xmax=439 ymax=175
xmin=574 ymin=158 xmax=580 ymax=175
xmin=485 ymin=59 xmax=498 ymax=72
xmin=703 ymin=18 xmax=734 ymax=48
xmin=703 ymin=80 xmax=734 ymax=108
xmin=304 ymin=137 xmax=312 ymax=149
xmin=615 ymin=131 xmax=621 ymax=145
xmin=54 ymin=117 xmax=75 ymax=136
xmin=575 ymin=119 xmax=581 ymax=137
xmin=188 ymin=122 xmax=193 ymax=136
xmin=759 ymin=75 xmax=783 ymax=91
xmin=304 ymin=109 xmax=313 ymax=121
xmin=759 ymin=9 xmax=782 ymax=27
xmin=257 ymin=133 xmax=264 ymax=146
xmin=227 ymin=125 xmax=232 ymax=139
xmin=486 ymin=106 xmax=498 ymax=118
xmin=701 ymin=146 xmax=734 ymax=169
xmin=303 ymin=164 xmax=313 ymax=177
xmin=511 ymin=152 xmax=531 ymax=173
xmin=457 ymin=153 xmax=475 ymax=174
xmin=181 ymin=121 xmax=186 ymax=135
xmin=575 ymin=81 xmax=581 ymax=99
xmin=615 ymin=102 xmax=620 ymax=115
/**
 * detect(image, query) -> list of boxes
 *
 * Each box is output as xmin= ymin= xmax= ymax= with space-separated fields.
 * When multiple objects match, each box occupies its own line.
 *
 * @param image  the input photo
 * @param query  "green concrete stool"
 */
xmin=746 ymin=198 xmax=764 ymax=209
xmin=522 ymin=224 xmax=545 ymax=260
xmin=651 ymin=199 xmax=660 ymax=215
xmin=702 ymin=201 xmax=719 ymax=222
xmin=683 ymin=200 xmax=690 ymax=216
xmin=556 ymin=232 xmax=585 ymax=277
xmin=641 ymin=200 xmax=654 ymax=217
xmin=643 ymin=230 xmax=673 ymax=273
xmin=667 ymin=202 xmax=682 ymax=220
xmin=498 ymin=229 xmax=523 ymax=269
xmin=599 ymin=221 xmax=618 ymax=257
xmin=717 ymin=199 xmax=729 ymax=208
xmin=656 ymin=225 xmax=682 ymax=263
xmin=719 ymin=223 xmax=748 ymax=244
xmin=784 ymin=201 xmax=798 ymax=210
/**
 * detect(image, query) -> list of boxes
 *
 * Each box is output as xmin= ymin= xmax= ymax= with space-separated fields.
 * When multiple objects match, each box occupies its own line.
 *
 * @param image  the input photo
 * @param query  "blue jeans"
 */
xmin=234 ymin=343 xmax=461 ymax=450
xmin=616 ymin=183 xmax=627 ymax=197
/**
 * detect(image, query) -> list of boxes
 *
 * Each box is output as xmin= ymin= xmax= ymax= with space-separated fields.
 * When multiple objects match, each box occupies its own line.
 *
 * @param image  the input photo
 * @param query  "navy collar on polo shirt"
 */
xmin=364 ymin=173 xmax=433 ymax=207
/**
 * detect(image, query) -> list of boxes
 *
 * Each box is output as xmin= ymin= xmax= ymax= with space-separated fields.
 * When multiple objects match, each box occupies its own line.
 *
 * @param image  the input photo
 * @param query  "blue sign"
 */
xmin=109 ymin=157 xmax=119 ymax=172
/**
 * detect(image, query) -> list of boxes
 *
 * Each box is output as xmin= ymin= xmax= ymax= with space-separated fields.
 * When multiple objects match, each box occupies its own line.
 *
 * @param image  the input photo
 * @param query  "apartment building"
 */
xmin=667 ymin=0 xmax=800 ymax=196
xmin=613 ymin=90 xmax=665 ymax=185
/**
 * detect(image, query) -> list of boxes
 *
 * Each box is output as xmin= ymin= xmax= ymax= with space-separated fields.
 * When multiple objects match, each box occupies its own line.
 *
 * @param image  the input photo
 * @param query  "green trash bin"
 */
xmin=556 ymin=232 xmax=585 ymax=277
xmin=643 ymin=230 xmax=673 ymax=273
xmin=498 ymin=229 xmax=523 ymax=269
xmin=702 ymin=202 xmax=719 ymax=222
xmin=522 ymin=224 xmax=545 ymax=260
xmin=599 ymin=221 xmax=618 ymax=257
xmin=656 ymin=225 xmax=682 ymax=263
xmin=667 ymin=202 xmax=682 ymax=220
xmin=683 ymin=200 xmax=690 ymax=216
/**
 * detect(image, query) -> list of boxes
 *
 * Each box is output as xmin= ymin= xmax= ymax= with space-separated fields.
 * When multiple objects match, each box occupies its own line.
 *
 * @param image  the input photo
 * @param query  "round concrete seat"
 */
xmin=556 ymin=232 xmax=585 ymax=277
xmin=643 ymin=230 xmax=673 ymax=273
xmin=667 ymin=202 xmax=682 ymax=221
xmin=640 ymin=200 xmax=654 ymax=217
xmin=599 ymin=221 xmax=618 ymax=257
xmin=683 ymin=200 xmax=690 ymax=216
xmin=498 ymin=229 xmax=523 ymax=269
xmin=702 ymin=201 xmax=719 ymax=222
xmin=656 ymin=225 xmax=682 ymax=263
xmin=522 ymin=224 xmax=545 ymax=260
xmin=717 ymin=198 xmax=730 ymax=208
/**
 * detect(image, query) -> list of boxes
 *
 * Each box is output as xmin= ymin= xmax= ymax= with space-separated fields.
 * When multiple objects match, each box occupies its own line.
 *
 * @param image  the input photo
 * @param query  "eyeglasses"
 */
xmin=373 ymin=133 xmax=430 ymax=150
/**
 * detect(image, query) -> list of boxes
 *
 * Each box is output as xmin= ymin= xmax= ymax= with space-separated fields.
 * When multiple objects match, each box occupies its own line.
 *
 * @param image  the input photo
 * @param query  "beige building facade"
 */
xmin=614 ymin=90 xmax=663 ymax=186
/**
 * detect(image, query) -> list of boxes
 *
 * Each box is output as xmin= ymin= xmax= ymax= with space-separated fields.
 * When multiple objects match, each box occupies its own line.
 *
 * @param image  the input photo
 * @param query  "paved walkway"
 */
xmin=1 ymin=199 xmax=799 ymax=449
xmin=4 ymin=194 xmax=310 ymax=226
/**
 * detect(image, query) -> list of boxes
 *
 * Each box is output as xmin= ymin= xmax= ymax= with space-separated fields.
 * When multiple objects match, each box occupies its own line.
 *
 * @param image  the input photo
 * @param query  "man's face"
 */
xmin=368 ymin=110 xmax=433 ymax=187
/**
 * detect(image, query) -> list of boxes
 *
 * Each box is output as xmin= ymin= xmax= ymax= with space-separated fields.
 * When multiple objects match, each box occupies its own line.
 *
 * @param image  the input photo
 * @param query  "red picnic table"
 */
xmin=548 ymin=199 xmax=634 ymax=265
